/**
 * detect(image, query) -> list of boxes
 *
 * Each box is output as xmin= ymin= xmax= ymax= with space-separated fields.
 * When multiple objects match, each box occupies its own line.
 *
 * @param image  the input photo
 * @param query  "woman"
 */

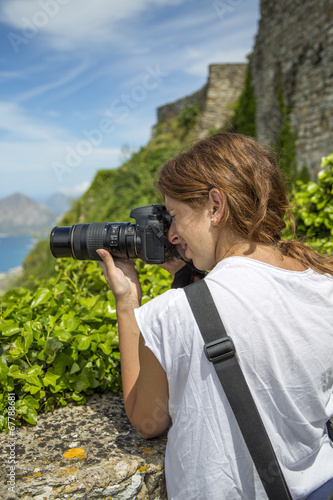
xmin=97 ymin=133 xmax=333 ymax=499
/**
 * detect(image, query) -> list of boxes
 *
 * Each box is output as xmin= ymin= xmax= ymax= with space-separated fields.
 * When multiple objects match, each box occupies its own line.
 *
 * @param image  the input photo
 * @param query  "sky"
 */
xmin=0 ymin=0 xmax=261 ymax=203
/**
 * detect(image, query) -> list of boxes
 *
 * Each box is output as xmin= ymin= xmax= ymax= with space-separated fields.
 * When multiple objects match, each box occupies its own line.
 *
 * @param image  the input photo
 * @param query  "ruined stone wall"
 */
xmin=197 ymin=63 xmax=247 ymax=136
xmin=156 ymin=63 xmax=247 ymax=137
xmin=252 ymin=0 xmax=333 ymax=176
xmin=157 ymin=85 xmax=208 ymax=124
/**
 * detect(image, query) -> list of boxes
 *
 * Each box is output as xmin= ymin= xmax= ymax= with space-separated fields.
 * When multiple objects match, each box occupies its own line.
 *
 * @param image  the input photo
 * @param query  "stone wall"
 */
xmin=157 ymin=85 xmax=208 ymax=124
xmin=155 ymin=63 xmax=247 ymax=137
xmin=252 ymin=0 xmax=333 ymax=176
xmin=196 ymin=64 xmax=247 ymax=137
xmin=0 ymin=394 xmax=167 ymax=500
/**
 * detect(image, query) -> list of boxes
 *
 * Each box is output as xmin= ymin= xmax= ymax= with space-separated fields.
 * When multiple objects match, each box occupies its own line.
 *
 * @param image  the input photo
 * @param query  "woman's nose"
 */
xmin=168 ymin=222 xmax=179 ymax=244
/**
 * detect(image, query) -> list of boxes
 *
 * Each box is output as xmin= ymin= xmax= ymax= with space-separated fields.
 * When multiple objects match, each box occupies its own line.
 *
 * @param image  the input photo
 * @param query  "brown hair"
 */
xmin=157 ymin=132 xmax=333 ymax=275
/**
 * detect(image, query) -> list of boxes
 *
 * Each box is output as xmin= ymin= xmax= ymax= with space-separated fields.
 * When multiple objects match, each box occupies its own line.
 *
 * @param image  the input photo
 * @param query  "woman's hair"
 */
xmin=157 ymin=132 xmax=333 ymax=276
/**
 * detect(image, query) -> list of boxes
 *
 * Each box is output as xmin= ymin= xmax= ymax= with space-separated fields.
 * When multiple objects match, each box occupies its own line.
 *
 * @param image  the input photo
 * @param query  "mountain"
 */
xmin=0 ymin=193 xmax=58 ymax=236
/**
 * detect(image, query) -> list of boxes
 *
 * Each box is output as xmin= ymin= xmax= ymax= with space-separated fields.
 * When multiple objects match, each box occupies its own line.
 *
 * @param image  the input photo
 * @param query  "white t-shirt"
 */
xmin=134 ymin=257 xmax=333 ymax=500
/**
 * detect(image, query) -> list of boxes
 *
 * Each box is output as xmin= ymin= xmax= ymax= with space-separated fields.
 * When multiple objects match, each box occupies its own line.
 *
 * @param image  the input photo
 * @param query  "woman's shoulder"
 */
xmin=137 ymin=287 xmax=187 ymax=318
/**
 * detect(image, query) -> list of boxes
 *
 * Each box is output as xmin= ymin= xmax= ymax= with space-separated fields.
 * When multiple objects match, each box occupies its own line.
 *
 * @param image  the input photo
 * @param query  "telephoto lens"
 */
xmin=50 ymin=222 xmax=137 ymax=261
xmin=50 ymin=204 xmax=172 ymax=264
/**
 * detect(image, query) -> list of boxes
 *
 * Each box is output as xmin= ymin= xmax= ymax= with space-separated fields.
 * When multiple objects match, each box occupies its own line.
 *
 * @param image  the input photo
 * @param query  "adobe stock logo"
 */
xmin=7 ymin=0 xmax=71 ymax=54
xmin=51 ymin=65 xmax=168 ymax=183
xmin=212 ymin=0 xmax=244 ymax=21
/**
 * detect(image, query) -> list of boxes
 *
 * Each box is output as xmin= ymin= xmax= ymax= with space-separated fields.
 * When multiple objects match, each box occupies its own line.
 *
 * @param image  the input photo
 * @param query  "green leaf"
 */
xmin=8 ymin=337 xmax=26 ymax=359
xmin=52 ymin=328 xmax=72 ymax=342
xmin=0 ymin=361 xmax=9 ymax=383
xmin=71 ymin=392 xmax=86 ymax=404
xmin=23 ymin=330 xmax=34 ymax=351
xmin=71 ymin=372 xmax=91 ymax=392
xmin=45 ymin=337 xmax=63 ymax=363
xmin=22 ymin=384 xmax=41 ymax=395
xmin=76 ymin=335 xmax=91 ymax=350
xmin=26 ymin=365 xmax=43 ymax=376
xmin=52 ymin=352 xmax=72 ymax=376
xmin=70 ymin=362 xmax=80 ymax=375
xmin=23 ymin=407 xmax=38 ymax=425
xmin=64 ymin=317 xmax=81 ymax=331
xmin=1 ymin=321 xmax=21 ymax=337
xmin=79 ymin=297 xmax=98 ymax=310
xmin=31 ymin=288 xmax=52 ymax=308
xmin=24 ymin=374 xmax=42 ymax=387
xmin=15 ymin=395 xmax=39 ymax=424
xmin=43 ymin=370 xmax=60 ymax=388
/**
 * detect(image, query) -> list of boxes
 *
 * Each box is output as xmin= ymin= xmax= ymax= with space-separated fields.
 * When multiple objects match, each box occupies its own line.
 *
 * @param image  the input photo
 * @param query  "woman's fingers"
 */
xmin=96 ymin=249 xmax=142 ymax=304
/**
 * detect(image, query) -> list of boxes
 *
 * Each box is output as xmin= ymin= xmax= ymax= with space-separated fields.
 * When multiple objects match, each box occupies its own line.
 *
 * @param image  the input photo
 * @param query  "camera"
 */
xmin=50 ymin=204 xmax=175 ymax=264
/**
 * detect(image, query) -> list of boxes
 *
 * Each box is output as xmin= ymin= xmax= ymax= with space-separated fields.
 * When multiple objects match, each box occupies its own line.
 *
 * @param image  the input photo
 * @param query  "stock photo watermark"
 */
xmin=212 ymin=0 xmax=244 ymax=22
xmin=7 ymin=0 xmax=71 ymax=54
xmin=51 ymin=65 xmax=168 ymax=183
xmin=6 ymin=393 xmax=16 ymax=493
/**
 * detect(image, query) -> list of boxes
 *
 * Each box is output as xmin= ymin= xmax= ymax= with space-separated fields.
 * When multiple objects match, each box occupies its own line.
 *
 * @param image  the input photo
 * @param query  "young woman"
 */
xmin=97 ymin=133 xmax=333 ymax=499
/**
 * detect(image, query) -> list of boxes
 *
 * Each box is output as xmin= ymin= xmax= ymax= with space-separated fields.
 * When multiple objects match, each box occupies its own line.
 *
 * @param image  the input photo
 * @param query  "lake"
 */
xmin=0 ymin=234 xmax=38 ymax=273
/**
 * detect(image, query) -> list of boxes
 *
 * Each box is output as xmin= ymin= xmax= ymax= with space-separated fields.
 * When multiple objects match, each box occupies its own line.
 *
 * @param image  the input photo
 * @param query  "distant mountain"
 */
xmin=43 ymin=192 xmax=73 ymax=215
xmin=0 ymin=193 xmax=58 ymax=235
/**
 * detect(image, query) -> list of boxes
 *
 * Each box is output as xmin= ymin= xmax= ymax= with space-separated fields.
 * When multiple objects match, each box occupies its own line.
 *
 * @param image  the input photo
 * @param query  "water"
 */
xmin=0 ymin=235 xmax=37 ymax=273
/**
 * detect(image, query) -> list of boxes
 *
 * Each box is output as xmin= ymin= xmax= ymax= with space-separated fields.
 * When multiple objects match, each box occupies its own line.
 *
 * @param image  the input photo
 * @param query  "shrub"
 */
xmin=286 ymin=154 xmax=333 ymax=253
xmin=0 ymin=259 xmax=171 ymax=431
xmin=177 ymin=103 xmax=200 ymax=128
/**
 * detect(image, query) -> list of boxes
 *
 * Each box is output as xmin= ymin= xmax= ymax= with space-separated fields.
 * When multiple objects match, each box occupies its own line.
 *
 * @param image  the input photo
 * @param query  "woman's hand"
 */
xmin=96 ymin=249 xmax=142 ymax=307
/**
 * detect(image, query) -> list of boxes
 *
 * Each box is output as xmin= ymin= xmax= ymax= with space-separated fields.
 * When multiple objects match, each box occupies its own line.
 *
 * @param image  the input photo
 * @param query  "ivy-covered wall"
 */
xmin=252 ymin=0 xmax=333 ymax=178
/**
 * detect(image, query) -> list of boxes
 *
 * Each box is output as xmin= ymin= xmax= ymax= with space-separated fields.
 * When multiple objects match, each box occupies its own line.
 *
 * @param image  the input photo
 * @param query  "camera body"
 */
xmin=50 ymin=204 xmax=172 ymax=264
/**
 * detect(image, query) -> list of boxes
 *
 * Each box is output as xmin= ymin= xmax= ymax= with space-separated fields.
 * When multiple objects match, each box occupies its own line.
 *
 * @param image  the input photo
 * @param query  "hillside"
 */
xmin=0 ymin=193 xmax=58 ymax=236
xmin=20 ymin=112 xmax=201 ymax=286
xmin=16 ymin=57 xmax=305 ymax=287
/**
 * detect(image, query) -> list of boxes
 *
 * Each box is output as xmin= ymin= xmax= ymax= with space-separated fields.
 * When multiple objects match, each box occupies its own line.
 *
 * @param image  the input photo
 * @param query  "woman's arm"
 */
xmin=97 ymin=249 xmax=170 ymax=438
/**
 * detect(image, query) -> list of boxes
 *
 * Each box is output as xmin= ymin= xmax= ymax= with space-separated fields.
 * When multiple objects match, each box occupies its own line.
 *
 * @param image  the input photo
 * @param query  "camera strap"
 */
xmin=184 ymin=279 xmax=292 ymax=500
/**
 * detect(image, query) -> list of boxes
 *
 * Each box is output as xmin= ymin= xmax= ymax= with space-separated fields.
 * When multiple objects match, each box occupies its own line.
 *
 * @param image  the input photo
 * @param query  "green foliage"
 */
xmin=177 ymin=103 xmax=200 ymax=129
xmin=285 ymin=154 xmax=333 ymax=253
xmin=274 ymin=80 xmax=299 ymax=185
xmin=0 ymin=259 xmax=172 ymax=431
xmin=19 ymin=124 xmax=187 ymax=287
xmin=228 ymin=57 xmax=256 ymax=137
xmin=4 ymin=70 xmax=332 ymax=434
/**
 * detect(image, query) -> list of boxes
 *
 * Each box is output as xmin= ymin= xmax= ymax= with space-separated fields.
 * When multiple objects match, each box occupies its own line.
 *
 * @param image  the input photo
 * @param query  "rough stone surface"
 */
xmin=252 ymin=0 xmax=333 ymax=176
xmin=197 ymin=64 xmax=247 ymax=137
xmin=155 ymin=63 xmax=247 ymax=137
xmin=0 ymin=393 xmax=167 ymax=500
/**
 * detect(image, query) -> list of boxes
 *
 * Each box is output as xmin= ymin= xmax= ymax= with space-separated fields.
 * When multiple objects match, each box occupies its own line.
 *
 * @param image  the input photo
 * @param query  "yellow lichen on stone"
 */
xmin=139 ymin=446 xmax=152 ymax=457
xmin=58 ymin=467 xmax=78 ymax=475
xmin=138 ymin=465 xmax=147 ymax=472
xmin=63 ymin=447 xmax=87 ymax=459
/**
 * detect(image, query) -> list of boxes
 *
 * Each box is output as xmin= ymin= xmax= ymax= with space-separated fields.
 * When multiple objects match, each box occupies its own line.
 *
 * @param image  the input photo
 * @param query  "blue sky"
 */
xmin=0 ymin=0 xmax=260 ymax=203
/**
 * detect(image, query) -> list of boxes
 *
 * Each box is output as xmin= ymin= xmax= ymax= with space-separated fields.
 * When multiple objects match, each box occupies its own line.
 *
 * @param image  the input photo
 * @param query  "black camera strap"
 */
xmin=184 ymin=279 xmax=292 ymax=500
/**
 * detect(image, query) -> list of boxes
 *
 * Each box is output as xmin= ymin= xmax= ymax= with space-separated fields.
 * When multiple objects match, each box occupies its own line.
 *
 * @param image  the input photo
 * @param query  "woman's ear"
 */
xmin=208 ymin=188 xmax=225 ymax=225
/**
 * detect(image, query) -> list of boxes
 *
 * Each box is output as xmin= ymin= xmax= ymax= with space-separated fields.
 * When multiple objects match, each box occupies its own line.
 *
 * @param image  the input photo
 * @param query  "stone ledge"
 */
xmin=0 ymin=393 xmax=167 ymax=500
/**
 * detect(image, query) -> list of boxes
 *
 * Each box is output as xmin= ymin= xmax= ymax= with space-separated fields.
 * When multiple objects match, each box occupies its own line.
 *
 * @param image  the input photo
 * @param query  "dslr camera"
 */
xmin=50 ymin=204 xmax=176 ymax=264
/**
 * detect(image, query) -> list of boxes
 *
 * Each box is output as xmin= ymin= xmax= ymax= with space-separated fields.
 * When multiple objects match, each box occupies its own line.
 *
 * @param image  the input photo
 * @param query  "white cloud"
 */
xmin=1 ymin=0 xmax=189 ymax=53
xmin=15 ymin=61 xmax=90 ymax=103
xmin=0 ymin=101 xmax=65 ymax=140
xmin=58 ymin=180 xmax=91 ymax=198
xmin=0 ymin=70 xmax=22 ymax=80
